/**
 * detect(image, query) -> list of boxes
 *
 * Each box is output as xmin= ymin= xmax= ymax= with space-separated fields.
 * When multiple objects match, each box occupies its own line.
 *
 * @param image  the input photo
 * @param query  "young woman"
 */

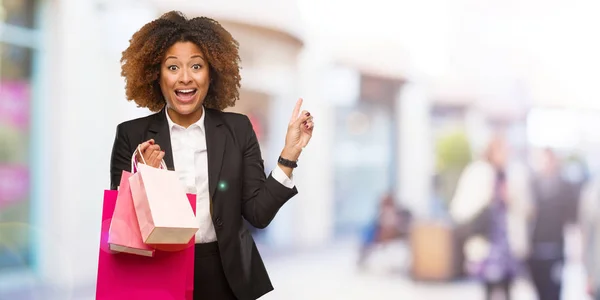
xmin=110 ymin=11 xmax=314 ymax=300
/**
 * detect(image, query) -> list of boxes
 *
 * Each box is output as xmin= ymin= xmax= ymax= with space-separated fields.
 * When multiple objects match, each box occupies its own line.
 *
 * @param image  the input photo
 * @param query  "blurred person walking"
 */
xmin=450 ymin=135 xmax=532 ymax=300
xmin=527 ymin=149 xmax=580 ymax=300
xmin=578 ymin=170 xmax=600 ymax=299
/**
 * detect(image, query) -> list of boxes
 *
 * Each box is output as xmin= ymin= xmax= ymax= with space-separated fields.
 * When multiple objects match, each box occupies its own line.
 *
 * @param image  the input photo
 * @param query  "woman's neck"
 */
xmin=167 ymin=107 xmax=203 ymax=128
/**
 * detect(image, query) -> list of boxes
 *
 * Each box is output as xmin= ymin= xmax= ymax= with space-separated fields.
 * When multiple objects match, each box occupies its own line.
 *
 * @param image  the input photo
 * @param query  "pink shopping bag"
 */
xmin=108 ymin=170 xmax=155 ymax=257
xmin=96 ymin=190 xmax=197 ymax=300
xmin=129 ymin=147 xmax=199 ymax=245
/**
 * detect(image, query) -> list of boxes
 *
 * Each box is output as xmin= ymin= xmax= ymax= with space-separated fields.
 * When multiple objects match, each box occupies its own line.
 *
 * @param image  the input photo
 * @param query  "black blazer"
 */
xmin=109 ymin=107 xmax=298 ymax=300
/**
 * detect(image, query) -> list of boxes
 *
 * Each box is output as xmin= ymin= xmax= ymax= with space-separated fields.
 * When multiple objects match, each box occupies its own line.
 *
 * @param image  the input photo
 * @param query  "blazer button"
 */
xmin=215 ymin=217 xmax=223 ymax=228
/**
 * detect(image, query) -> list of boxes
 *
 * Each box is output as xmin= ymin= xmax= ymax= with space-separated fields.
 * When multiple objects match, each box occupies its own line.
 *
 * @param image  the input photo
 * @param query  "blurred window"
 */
xmin=2 ymin=0 xmax=36 ymax=28
xmin=0 ymin=1 xmax=38 ymax=271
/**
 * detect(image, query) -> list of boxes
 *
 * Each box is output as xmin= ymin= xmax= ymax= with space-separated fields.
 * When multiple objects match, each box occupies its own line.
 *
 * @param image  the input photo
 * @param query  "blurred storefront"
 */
xmin=0 ymin=0 xmax=38 ymax=274
xmin=332 ymin=74 xmax=404 ymax=235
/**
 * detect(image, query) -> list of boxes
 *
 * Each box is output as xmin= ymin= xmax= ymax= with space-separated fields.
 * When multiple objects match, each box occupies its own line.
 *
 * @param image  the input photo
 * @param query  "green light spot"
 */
xmin=218 ymin=181 xmax=228 ymax=191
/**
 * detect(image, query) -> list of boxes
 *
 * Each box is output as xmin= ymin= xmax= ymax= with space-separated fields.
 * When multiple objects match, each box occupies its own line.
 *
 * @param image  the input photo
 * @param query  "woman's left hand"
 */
xmin=282 ymin=98 xmax=313 ymax=159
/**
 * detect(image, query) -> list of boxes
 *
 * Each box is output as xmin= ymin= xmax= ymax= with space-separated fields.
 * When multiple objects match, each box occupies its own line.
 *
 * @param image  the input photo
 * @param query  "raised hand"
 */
xmin=284 ymin=98 xmax=314 ymax=155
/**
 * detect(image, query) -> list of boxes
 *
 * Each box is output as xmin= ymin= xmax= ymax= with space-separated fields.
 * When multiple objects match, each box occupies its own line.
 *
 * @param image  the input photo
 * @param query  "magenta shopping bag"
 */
xmin=96 ymin=190 xmax=197 ymax=300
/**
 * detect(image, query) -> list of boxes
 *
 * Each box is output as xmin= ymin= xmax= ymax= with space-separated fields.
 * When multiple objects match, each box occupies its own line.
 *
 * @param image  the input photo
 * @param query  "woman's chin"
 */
xmin=171 ymin=101 xmax=201 ymax=114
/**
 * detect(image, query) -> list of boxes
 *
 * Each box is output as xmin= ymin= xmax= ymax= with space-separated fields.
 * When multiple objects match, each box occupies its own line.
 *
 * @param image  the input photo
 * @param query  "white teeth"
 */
xmin=177 ymin=89 xmax=195 ymax=93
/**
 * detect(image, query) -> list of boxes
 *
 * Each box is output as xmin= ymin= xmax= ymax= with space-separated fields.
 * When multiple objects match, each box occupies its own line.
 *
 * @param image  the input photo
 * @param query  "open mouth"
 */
xmin=174 ymin=89 xmax=198 ymax=102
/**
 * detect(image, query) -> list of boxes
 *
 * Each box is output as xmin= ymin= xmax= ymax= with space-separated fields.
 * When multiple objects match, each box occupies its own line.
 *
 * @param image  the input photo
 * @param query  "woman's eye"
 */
xmin=168 ymin=65 xmax=178 ymax=71
xmin=192 ymin=64 xmax=201 ymax=70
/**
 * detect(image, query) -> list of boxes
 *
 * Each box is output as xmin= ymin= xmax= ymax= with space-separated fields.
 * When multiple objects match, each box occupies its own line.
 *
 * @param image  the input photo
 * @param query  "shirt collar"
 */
xmin=165 ymin=106 xmax=206 ymax=134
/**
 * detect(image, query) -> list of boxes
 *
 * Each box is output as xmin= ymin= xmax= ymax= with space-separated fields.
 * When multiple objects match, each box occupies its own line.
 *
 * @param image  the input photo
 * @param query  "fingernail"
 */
xmin=305 ymin=124 xmax=309 ymax=129
xmin=303 ymin=121 xmax=307 ymax=125
xmin=306 ymin=112 xmax=310 ymax=116
xmin=149 ymin=140 xmax=154 ymax=144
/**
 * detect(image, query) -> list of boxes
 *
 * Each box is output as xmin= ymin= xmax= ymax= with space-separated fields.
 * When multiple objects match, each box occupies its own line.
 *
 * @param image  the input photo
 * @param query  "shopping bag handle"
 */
xmin=131 ymin=144 xmax=168 ymax=173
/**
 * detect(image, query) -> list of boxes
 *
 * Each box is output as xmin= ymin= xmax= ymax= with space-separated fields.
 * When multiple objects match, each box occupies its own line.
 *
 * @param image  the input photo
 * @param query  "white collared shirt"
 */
xmin=165 ymin=107 xmax=294 ymax=243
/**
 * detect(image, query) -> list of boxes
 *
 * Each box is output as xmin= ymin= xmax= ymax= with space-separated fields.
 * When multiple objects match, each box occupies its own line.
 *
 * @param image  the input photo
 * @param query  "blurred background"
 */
xmin=1 ymin=0 xmax=600 ymax=299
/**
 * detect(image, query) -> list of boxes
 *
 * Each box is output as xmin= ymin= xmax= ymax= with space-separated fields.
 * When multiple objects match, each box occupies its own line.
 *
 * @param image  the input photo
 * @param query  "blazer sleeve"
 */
xmin=110 ymin=123 xmax=132 ymax=190
xmin=240 ymin=116 xmax=298 ymax=229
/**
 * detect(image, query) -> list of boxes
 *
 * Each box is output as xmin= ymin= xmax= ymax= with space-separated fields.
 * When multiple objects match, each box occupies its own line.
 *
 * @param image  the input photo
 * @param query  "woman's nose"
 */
xmin=179 ymin=70 xmax=192 ymax=84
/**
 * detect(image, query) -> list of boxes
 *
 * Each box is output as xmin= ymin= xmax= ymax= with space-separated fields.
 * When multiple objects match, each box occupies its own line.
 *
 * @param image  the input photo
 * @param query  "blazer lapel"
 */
xmin=148 ymin=108 xmax=175 ymax=170
xmin=204 ymin=108 xmax=226 ymax=199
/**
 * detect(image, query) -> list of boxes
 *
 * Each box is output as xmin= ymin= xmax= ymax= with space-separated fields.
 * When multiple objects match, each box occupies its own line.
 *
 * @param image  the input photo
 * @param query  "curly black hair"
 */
xmin=120 ymin=11 xmax=241 ymax=112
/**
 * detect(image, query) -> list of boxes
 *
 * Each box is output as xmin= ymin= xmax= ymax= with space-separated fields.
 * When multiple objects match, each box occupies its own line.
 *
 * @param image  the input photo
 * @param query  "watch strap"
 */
xmin=278 ymin=156 xmax=298 ymax=168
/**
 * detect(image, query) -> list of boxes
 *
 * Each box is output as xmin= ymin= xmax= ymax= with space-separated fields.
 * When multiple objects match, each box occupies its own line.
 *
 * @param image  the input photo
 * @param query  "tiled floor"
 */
xmin=0 ymin=240 xmax=591 ymax=300
xmin=261 ymin=241 xmax=590 ymax=300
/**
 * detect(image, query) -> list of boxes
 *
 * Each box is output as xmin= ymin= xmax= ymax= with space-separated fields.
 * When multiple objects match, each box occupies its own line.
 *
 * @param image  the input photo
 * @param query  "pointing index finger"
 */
xmin=290 ymin=98 xmax=303 ymax=123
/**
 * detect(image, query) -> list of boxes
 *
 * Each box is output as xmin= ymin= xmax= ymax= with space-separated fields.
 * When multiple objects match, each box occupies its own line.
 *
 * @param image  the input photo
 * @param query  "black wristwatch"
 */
xmin=278 ymin=156 xmax=298 ymax=168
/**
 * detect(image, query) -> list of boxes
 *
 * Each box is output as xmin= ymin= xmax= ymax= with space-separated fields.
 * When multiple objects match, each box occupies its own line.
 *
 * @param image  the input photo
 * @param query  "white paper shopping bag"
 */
xmin=128 ymin=146 xmax=199 ymax=244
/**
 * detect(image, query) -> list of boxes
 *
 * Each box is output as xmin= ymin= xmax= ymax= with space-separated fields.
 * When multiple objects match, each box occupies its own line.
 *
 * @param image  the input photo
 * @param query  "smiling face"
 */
xmin=159 ymin=41 xmax=211 ymax=127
